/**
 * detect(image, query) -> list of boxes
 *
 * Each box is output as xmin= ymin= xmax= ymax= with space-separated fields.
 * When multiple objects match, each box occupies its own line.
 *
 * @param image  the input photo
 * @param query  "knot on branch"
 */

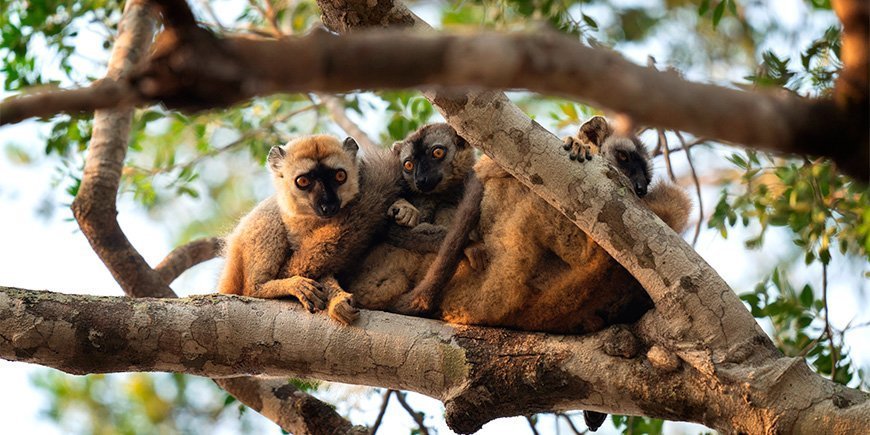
xmin=443 ymin=327 xmax=593 ymax=433
xmin=601 ymin=325 xmax=641 ymax=359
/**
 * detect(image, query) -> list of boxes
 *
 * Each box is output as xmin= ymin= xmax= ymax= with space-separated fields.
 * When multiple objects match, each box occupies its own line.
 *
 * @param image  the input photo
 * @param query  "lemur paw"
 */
xmin=287 ymin=276 xmax=327 ymax=313
xmin=393 ymin=292 xmax=433 ymax=316
xmin=464 ymin=242 xmax=488 ymax=271
xmin=562 ymin=136 xmax=593 ymax=162
xmin=328 ymin=292 xmax=360 ymax=325
xmin=389 ymin=199 xmax=421 ymax=227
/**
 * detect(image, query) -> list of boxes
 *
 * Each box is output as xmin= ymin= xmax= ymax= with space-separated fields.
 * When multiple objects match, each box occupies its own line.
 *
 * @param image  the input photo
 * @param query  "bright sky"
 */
xmin=0 ymin=1 xmax=866 ymax=434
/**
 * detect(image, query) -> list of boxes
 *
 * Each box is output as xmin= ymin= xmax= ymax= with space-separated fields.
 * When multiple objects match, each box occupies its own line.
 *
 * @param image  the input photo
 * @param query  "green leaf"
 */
xmin=712 ymin=1 xmax=726 ymax=27
xmin=799 ymin=285 xmax=813 ymax=308
xmin=699 ymin=0 xmax=711 ymax=16
xmin=581 ymin=13 xmax=598 ymax=30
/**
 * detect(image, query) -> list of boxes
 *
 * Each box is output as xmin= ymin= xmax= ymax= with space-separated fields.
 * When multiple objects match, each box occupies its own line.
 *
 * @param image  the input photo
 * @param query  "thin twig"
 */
xmin=675 ymin=131 xmax=704 ymax=245
xmin=557 ymin=413 xmax=587 ymax=435
xmin=393 ymin=391 xmax=430 ymax=435
xmin=369 ymin=389 xmax=393 ymax=435
xmin=311 ymin=93 xmax=380 ymax=153
xmin=657 ymin=129 xmax=676 ymax=182
xmin=525 ymin=415 xmax=541 ymax=435
xmin=128 ymin=103 xmax=318 ymax=176
xmin=823 ymin=262 xmax=838 ymax=381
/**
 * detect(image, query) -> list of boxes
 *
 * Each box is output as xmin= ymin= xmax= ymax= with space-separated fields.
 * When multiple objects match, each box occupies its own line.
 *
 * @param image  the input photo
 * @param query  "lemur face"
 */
xmin=600 ymin=136 xmax=652 ymax=197
xmin=393 ymin=123 xmax=472 ymax=194
xmin=269 ymin=135 xmax=360 ymax=217
xmin=575 ymin=116 xmax=652 ymax=197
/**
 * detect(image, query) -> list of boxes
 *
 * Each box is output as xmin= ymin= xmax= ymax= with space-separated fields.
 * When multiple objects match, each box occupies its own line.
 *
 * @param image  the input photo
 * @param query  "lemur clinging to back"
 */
xmin=392 ymin=115 xmax=691 ymax=332
xmin=217 ymin=134 xmax=404 ymax=324
xmin=341 ymin=123 xmax=481 ymax=311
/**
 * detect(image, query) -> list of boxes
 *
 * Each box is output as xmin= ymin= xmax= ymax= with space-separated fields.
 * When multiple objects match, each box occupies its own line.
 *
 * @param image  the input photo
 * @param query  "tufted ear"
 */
xmin=391 ymin=140 xmax=406 ymax=155
xmin=454 ymin=133 xmax=469 ymax=149
xmin=267 ymin=145 xmax=286 ymax=175
xmin=343 ymin=137 xmax=359 ymax=158
xmin=577 ymin=116 xmax=614 ymax=148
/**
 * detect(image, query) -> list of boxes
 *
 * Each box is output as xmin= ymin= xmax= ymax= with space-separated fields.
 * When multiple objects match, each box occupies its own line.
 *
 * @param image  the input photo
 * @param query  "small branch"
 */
xmin=128 ymin=103 xmax=318 ymax=176
xmin=525 ymin=415 xmax=541 ymax=435
xmin=657 ymin=129 xmax=676 ymax=182
xmin=369 ymin=389 xmax=393 ymax=435
xmin=313 ymin=93 xmax=380 ymax=154
xmin=394 ymin=391 xmax=430 ymax=435
xmin=822 ymin=262 xmax=838 ymax=381
xmin=557 ymin=413 xmax=587 ymax=435
xmin=675 ymin=131 xmax=704 ymax=245
xmin=155 ymin=237 xmax=223 ymax=284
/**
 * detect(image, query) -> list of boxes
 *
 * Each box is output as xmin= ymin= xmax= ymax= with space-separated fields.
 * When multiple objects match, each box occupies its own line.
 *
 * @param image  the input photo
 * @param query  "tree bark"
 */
xmin=1 ymin=287 xmax=867 ymax=434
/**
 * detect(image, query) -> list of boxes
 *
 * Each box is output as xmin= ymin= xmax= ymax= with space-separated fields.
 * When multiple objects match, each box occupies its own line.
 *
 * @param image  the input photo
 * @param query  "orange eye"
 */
xmin=295 ymin=176 xmax=311 ymax=189
xmin=617 ymin=151 xmax=628 ymax=162
xmin=432 ymin=147 xmax=446 ymax=159
xmin=335 ymin=169 xmax=347 ymax=183
xmin=403 ymin=161 xmax=414 ymax=172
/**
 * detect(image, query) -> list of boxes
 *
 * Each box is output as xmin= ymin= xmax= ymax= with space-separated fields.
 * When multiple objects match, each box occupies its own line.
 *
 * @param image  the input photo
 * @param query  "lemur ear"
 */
xmin=343 ymin=137 xmax=359 ymax=158
xmin=391 ymin=140 xmax=406 ymax=155
xmin=454 ymin=133 xmax=469 ymax=149
xmin=267 ymin=146 xmax=286 ymax=176
xmin=578 ymin=116 xmax=613 ymax=148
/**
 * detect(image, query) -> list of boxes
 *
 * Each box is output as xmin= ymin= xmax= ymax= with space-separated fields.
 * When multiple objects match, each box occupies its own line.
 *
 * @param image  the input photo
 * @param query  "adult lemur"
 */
xmin=390 ymin=116 xmax=691 ymax=334
xmin=217 ymin=134 xmax=404 ymax=324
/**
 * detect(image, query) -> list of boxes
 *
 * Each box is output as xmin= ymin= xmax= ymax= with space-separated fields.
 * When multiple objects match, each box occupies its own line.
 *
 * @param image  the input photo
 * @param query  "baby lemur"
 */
xmin=342 ymin=123 xmax=479 ymax=311
xmin=217 ymin=134 xmax=403 ymax=324
xmin=392 ymin=116 xmax=691 ymax=335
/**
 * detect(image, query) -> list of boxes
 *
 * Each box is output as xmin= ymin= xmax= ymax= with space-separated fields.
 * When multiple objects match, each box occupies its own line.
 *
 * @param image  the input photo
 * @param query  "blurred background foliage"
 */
xmin=1 ymin=0 xmax=866 ymax=433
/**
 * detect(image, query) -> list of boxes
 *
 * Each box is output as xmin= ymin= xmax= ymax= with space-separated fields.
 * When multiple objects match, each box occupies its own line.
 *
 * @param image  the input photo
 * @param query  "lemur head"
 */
xmin=393 ymin=123 xmax=474 ymax=194
xmin=268 ymin=134 xmax=360 ymax=217
xmin=578 ymin=116 xmax=652 ymax=197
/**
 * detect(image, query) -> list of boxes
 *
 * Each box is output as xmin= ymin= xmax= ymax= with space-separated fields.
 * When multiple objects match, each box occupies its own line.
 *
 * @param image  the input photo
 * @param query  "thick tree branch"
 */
xmin=3 ymin=28 xmax=865 ymax=177
xmin=0 ymin=80 xmax=133 ymax=126
xmin=69 ymin=0 xmax=174 ymax=299
xmin=1 ymin=287 xmax=867 ymax=434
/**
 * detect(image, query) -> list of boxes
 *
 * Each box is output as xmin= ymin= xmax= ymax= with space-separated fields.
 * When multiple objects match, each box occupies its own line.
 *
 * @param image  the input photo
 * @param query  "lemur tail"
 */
xmin=404 ymin=172 xmax=484 ymax=314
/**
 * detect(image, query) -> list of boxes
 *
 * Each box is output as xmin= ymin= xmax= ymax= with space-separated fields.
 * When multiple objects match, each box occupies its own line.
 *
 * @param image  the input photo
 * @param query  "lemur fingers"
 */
xmin=257 ymin=276 xmax=327 ymax=312
xmin=389 ymin=198 xmax=421 ymax=227
xmin=563 ymin=136 xmax=593 ymax=162
xmin=463 ymin=242 xmax=488 ymax=271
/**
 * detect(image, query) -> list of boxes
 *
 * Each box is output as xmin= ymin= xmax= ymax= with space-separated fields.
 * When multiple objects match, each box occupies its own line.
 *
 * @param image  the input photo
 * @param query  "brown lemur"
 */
xmin=340 ymin=123 xmax=482 ymax=311
xmin=390 ymin=115 xmax=692 ymax=336
xmin=217 ymin=134 xmax=404 ymax=324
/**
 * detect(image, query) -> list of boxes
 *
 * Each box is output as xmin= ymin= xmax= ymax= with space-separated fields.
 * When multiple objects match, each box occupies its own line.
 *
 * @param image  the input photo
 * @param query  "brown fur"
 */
xmin=218 ymin=134 xmax=403 ymax=324
xmin=342 ymin=123 xmax=477 ymax=310
xmin=386 ymin=118 xmax=691 ymax=334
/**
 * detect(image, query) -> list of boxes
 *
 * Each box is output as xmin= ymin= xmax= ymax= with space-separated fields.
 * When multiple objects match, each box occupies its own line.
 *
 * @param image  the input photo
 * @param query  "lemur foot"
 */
xmin=392 ymin=291 xmax=433 ymax=316
xmin=389 ymin=198 xmax=421 ymax=227
xmin=563 ymin=135 xmax=593 ymax=162
xmin=328 ymin=292 xmax=360 ymax=325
